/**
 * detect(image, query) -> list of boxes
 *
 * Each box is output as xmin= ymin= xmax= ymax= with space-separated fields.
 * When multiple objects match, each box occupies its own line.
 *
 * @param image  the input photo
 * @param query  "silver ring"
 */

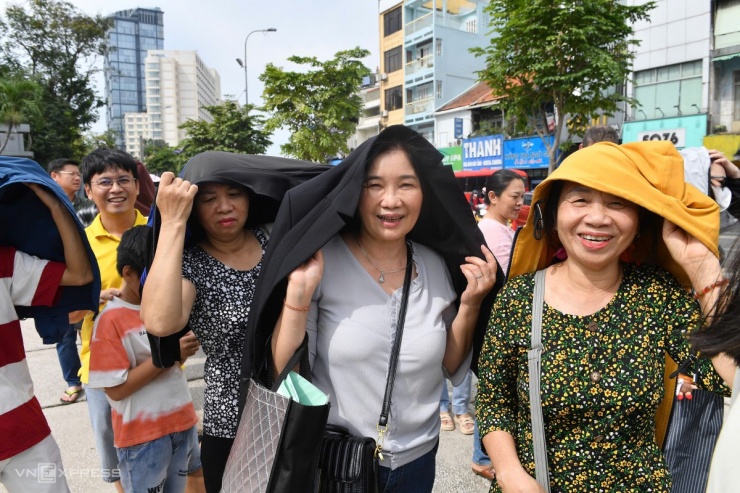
xmin=475 ymin=274 xmax=483 ymax=279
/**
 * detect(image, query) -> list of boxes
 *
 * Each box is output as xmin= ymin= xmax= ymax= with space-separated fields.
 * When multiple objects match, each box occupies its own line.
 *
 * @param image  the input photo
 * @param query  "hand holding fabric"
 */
xmin=156 ymin=172 xmax=198 ymax=226
xmin=459 ymin=244 xmax=497 ymax=309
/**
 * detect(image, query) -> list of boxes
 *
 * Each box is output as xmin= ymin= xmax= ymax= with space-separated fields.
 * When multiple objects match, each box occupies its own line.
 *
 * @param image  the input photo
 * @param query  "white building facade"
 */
xmin=142 ymin=50 xmax=222 ymax=148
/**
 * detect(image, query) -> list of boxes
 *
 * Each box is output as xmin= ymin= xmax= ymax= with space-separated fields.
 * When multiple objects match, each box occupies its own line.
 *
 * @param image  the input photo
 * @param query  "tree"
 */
xmin=473 ymin=0 xmax=654 ymax=173
xmin=260 ymin=47 xmax=371 ymax=162
xmin=1 ymin=0 xmax=111 ymax=164
xmin=0 ymin=77 xmax=42 ymax=153
xmin=78 ymin=129 xmax=117 ymax=156
xmin=177 ymin=100 xmax=272 ymax=164
xmin=142 ymin=139 xmax=182 ymax=175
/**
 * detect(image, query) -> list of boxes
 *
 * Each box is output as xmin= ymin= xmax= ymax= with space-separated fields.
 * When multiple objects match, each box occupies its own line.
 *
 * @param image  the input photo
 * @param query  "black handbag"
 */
xmin=316 ymin=242 xmax=413 ymax=493
xmin=221 ymin=334 xmax=330 ymax=493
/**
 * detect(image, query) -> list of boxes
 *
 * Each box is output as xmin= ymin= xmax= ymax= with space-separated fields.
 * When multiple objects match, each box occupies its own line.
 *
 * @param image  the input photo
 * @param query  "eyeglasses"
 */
xmin=56 ymin=171 xmax=82 ymax=177
xmin=92 ymin=176 xmax=137 ymax=190
xmin=711 ymin=176 xmax=727 ymax=186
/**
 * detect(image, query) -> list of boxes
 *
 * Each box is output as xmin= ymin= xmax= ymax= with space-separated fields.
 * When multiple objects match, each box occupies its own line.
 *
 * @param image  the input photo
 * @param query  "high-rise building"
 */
xmin=142 ymin=50 xmax=221 ymax=148
xmin=104 ymin=8 xmax=164 ymax=150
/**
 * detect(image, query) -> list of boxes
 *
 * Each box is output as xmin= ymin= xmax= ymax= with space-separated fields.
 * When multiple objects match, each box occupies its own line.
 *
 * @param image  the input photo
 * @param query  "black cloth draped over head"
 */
xmin=145 ymin=151 xmax=330 ymax=367
xmin=240 ymin=125 xmax=504 ymax=401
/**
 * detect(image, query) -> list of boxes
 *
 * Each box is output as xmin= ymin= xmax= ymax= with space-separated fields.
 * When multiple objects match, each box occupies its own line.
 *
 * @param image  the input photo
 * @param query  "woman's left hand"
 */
xmin=459 ymin=245 xmax=497 ymax=308
xmin=662 ymin=219 xmax=721 ymax=285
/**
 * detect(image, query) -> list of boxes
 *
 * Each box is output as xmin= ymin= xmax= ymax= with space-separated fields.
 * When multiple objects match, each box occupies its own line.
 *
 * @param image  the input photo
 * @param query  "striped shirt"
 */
xmin=88 ymin=297 xmax=197 ymax=448
xmin=0 ymin=246 xmax=65 ymax=460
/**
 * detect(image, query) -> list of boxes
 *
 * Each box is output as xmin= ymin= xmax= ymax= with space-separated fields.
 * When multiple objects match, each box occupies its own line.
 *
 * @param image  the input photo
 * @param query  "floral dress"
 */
xmin=476 ymin=262 xmax=726 ymax=493
xmin=182 ymin=227 xmax=267 ymax=439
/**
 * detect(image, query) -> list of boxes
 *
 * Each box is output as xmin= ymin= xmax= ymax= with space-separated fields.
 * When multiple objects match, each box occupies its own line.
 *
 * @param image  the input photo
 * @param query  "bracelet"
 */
xmin=692 ymin=278 xmax=729 ymax=300
xmin=283 ymin=298 xmax=310 ymax=312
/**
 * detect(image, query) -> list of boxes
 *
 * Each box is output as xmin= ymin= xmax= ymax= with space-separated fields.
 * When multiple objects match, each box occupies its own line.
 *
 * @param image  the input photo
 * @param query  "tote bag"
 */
xmin=663 ymin=389 xmax=724 ymax=493
xmin=221 ymin=336 xmax=330 ymax=493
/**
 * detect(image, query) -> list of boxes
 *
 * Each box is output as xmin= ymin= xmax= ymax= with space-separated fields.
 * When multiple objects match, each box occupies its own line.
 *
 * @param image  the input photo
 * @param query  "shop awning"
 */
xmin=713 ymin=53 xmax=740 ymax=62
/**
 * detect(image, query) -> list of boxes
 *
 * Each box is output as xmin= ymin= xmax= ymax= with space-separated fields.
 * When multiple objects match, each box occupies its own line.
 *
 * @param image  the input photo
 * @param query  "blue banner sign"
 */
xmin=504 ymin=136 xmax=553 ymax=169
xmin=454 ymin=118 xmax=463 ymax=139
xmin=462 ymin=134 xmax=504 ymax=170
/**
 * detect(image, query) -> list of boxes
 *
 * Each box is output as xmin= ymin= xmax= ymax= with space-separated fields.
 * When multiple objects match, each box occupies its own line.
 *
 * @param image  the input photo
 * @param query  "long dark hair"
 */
xmin=690 ymin=245 xmax=740 ymax=366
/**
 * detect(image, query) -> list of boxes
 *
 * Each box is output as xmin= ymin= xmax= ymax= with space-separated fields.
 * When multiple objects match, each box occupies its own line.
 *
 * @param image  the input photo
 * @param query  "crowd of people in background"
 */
xmin=1 ymin=124 xmax=740 ymax=493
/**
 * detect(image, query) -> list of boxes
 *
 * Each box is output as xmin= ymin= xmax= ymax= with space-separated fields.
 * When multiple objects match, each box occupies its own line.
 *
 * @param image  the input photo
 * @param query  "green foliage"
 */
xmin=0 ymin=76 xmax=42 ymax=153
xmin=142 ymin=139 xmax=182 ymax=175
xmin=77 ymin=129 xmax=117 ymax=156
xmin=473 ymin=0 xmax=654 ymax=173
xmin=1 ymin=0 xmax=111 ymax=164
xmin=260 ymin=47 xmax=371 ymax=162
xmin=177 ymin=100 xmax=272 ymax=166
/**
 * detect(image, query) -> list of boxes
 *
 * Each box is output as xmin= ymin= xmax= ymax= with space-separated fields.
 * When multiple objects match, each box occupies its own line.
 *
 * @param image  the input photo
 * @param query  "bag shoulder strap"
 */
xmin=528 ymin=269 xmax=551 ymax=492
xmin=374 ymin=242 xmax=413 ymax=459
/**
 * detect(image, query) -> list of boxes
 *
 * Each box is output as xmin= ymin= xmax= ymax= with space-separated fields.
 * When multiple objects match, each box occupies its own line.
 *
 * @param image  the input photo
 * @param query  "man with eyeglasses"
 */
xmin=78 ymin=148 xmax=147 ymax=493
xmin=48 ymin=158 xmax=98 ymax=227
xmin=46 ymin=158 xmax=97 ymax=407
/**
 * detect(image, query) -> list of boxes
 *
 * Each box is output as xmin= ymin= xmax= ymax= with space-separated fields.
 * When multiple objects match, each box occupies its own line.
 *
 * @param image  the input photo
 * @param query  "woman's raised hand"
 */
xmin=459 ymin=244 xmax=497 ymax=308
xmin=662 ymin=218 xmax=721 ymax=286
xmin=286 ymin=249 xmax=324 ymax=305
xmin=156 ymin=172 xmax=198 ymax=224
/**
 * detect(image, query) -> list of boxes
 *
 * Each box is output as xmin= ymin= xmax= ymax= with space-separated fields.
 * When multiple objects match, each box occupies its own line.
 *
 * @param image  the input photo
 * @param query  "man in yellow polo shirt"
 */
xmin=80 ymin=148 xmax=146 ymax=493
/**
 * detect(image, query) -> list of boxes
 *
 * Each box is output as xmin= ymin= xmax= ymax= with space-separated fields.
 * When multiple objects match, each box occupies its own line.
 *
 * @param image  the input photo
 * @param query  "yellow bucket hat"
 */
xmin=508 ymin=141 xmax=719 ymax=287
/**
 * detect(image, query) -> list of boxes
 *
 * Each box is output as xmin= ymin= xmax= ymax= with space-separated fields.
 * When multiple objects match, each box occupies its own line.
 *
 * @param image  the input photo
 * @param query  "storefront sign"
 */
xmin=462 ymin=135 xmax=504 ymax=170
xmin=439 ymin=146 xmax=462 ymax=171
xmin=623 ymin=114 xmax=707 ymax=149
xmin=636 ymin=128 xmax=686 ymax=147
xmin=504 ymin=136 xmax=553 ymax=169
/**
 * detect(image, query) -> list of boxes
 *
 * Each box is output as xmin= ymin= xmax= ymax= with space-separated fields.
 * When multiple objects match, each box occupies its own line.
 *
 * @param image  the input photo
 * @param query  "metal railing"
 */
xmin=405 ymin=54 xmax=434 ymax=76
xmin=406 ymin=96 xmax=434 ymax=115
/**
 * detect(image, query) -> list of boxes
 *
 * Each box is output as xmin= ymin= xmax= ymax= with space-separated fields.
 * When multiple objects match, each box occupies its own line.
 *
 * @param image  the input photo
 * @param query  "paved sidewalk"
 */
xmin=2 ymin=318 xmax=491 ymax=493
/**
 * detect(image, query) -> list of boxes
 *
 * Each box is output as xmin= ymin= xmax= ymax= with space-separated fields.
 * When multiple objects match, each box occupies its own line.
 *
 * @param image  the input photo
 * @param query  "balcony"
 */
xmin=406 ymin=54 xmax=434 ymax=77
xmin=406 ymin=96 xmax=434 ymax=116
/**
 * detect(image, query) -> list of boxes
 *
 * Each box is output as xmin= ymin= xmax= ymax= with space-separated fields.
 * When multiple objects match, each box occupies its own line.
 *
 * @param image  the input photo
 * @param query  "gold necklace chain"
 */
xmin=356 ymin=236 xmax=411 ymax=284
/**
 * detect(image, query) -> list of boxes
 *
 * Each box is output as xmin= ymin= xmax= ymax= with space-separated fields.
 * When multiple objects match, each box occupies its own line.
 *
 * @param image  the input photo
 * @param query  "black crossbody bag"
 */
xmin=316 ymin=242 xmax=413 ymax=493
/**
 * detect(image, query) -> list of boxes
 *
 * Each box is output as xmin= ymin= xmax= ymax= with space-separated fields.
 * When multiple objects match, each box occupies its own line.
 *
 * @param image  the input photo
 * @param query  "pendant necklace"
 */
xmin=356 ymin=236 xmax=411 ymax=284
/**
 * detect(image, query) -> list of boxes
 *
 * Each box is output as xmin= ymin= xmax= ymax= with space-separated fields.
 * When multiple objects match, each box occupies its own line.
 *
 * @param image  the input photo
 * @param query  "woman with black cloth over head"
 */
xmin=140 ymin=151 xmax=328 ymax=493
xmin=250 ymin=125 xmax=501 ymax=492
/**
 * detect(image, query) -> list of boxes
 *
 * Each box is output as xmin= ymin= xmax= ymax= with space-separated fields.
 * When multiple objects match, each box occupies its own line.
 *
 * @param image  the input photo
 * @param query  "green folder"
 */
xmin=277 ymin=371 xmax=328 ymax=406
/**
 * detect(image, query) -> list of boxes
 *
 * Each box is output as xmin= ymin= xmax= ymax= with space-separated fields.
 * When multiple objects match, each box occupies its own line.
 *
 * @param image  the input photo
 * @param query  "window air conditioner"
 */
xmin=380 ymin=73 xmax=388 ymax=81
xmin=381 ymin=110 xmax=389 ymax=118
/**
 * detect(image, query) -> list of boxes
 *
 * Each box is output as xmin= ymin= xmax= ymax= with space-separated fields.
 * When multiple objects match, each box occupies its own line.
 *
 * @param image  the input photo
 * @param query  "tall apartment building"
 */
xmin=377 ymin=0 xmax=487 ymax=145
xmin=104 ymin=8 xmax=164 ymax=150
xmin=123 ymin=51 xmax=222 ymax=157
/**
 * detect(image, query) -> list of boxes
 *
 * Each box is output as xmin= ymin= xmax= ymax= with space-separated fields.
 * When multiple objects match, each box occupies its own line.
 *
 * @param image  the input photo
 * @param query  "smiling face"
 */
xmin=555 ymin=182 xmax=639 ymax=272
xmin=358 ymin=148 xmax=423 ymax=245
xmin=84 ymin=166 xmax=139 ymax=217
xmin=488 ymin=178 xmax=525 ymax=223
xmin=194 ymin=182 xmax=250 ymax=241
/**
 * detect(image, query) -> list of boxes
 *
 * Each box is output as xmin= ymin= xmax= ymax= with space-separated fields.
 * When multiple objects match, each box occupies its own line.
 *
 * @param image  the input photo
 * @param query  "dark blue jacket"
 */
xmin=0 ymin=156 xmax=100 ymax=343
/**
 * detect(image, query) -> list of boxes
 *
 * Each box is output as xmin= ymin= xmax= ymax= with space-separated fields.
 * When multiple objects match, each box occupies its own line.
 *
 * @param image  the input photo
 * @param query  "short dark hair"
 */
xmin=582 ymin=125 xmax=620 ymax=147
xmin=47 ymin=158 xmax=79 ymax=175
xmin=483 ymin=170 xmax=526 ymax=205
xmin=691 ymin=247 xmax=740 ymax=366
xmin=80 ymin=148 xmax=139 ymax=185
xmin=116 ymin=225 xmax=151 ymax=278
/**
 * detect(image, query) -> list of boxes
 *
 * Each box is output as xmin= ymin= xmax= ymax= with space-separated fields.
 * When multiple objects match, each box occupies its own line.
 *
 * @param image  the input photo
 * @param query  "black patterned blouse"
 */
xmin=182 ymin=227 xmax=267 ymax=439
xmin=476 ymin=262 xmax=726 ymax=493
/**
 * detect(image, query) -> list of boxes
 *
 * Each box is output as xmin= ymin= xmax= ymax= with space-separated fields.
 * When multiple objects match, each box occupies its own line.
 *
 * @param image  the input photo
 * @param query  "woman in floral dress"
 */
xmin=477 ymin=141 xmax=730 ymax=493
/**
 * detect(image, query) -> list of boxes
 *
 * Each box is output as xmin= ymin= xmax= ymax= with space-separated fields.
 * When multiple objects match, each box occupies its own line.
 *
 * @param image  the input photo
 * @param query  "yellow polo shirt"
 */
xmin=79 ymin=210 xmax=148 ymax=384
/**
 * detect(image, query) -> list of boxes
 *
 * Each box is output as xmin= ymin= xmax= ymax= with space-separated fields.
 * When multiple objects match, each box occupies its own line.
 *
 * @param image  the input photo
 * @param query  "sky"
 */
xmin=1 ymin=0 xmax=381 ymax=155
